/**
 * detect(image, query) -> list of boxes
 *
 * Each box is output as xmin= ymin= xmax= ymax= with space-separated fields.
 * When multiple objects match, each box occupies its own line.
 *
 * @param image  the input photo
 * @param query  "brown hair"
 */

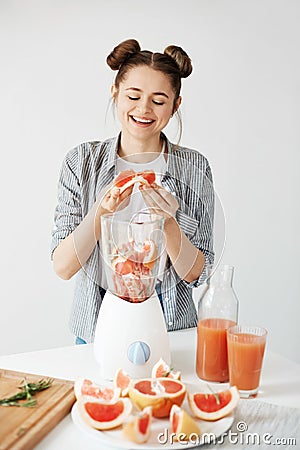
xmin=107 ymin=39 xmax=193 ymax=113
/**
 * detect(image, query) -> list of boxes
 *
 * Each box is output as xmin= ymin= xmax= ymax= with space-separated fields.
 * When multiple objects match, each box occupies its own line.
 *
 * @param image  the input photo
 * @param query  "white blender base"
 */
xmin=93 ymin=291 xmax=171 ymax=380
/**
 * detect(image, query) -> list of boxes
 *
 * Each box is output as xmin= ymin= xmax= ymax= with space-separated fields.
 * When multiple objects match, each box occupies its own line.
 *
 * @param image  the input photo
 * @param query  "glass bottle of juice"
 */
xmin=196 ymin=265 xmax=239 ymax=382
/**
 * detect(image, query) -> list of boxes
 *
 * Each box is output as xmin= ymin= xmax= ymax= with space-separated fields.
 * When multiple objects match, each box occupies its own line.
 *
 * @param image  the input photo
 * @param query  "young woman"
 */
xmin=51 ymin=39 xmax=214 ymax=344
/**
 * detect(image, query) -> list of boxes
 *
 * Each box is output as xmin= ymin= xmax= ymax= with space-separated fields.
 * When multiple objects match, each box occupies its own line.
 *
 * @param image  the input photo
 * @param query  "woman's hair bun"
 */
xmin=164 ymin=45 xmax=193 ymax=78
xmin=107 ymin=39 xmax=141 ymax=70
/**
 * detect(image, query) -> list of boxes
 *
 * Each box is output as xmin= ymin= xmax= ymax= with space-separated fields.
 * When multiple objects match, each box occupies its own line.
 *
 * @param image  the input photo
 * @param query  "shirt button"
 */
xmin=171 ymin=191 xmax=176 ymax=196
xmin=165 ymin=297 xmax=169 ymax=302
xmin=168 ymin=321 xmax=173 ymax=326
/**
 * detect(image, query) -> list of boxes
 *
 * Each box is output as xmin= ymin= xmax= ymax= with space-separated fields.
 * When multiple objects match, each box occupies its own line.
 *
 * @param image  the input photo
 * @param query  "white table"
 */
xmin=0 ymin=329 xmax=299 ymax=449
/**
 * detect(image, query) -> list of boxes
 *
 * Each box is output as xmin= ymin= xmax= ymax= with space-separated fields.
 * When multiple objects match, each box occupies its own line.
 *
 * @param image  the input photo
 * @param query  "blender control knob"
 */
xmin=127 ymin=341 xmax=150 ymax=365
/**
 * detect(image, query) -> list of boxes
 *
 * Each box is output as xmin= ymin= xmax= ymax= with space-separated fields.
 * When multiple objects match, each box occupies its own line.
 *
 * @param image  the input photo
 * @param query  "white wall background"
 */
xmin=0 ymin=0 xmax=299 ymax=363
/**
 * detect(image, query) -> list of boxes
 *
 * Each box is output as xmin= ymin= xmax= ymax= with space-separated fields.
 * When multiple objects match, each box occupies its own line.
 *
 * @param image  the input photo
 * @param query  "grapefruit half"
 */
xmin=129 ymin=378 xmax=186 ymax=418
xmin=188 ymin=386 xmax=239 ymax=421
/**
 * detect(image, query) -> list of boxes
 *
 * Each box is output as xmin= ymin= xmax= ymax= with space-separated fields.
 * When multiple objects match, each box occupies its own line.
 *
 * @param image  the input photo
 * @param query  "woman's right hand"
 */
xmin=98 ymin=183 xmax=133 ymax=214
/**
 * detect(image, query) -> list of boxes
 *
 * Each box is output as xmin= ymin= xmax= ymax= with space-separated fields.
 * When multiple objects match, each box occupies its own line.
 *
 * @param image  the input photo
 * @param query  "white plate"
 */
xmin=71 ymin=398 xmax=234 ymax=449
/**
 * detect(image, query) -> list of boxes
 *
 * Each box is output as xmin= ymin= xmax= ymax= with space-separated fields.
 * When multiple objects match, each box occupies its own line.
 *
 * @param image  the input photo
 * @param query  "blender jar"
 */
xmin=100 ymin=212 xmax=165 ymax=302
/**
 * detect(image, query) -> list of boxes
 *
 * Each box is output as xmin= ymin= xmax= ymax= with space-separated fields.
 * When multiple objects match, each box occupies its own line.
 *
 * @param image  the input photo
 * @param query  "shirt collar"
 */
xmin=162 ymin=133 xmax=178 ymax=179
xmin=105 ymin=133 xmax=121 ymax=172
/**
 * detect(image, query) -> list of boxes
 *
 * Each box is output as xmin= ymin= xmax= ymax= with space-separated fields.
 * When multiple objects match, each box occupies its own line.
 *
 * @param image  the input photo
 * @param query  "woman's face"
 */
xmin=112 ymin=65 xmax=181 ymax=142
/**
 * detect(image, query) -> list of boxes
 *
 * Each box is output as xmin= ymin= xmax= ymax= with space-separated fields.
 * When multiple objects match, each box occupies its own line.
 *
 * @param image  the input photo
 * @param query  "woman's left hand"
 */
xmin=139 ymin=183 xmax=179 ymax=222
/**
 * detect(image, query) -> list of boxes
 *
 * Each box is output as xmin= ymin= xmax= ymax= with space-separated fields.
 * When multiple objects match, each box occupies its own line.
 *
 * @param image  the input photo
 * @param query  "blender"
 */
xmin=93 ymin=212 xmax=171 ymax=380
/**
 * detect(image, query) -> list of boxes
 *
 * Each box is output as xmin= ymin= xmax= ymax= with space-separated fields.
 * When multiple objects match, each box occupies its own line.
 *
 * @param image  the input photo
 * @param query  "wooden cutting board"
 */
xmin=0 ymin=368 xmax=76 ymax=450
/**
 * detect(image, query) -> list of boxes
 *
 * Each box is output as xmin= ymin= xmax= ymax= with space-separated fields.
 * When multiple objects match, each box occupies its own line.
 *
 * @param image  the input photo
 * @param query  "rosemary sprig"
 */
xmin=25 ymin=379 xmax=53 ymax=393
xmin=0 ymin=378 xmax=53 ymax=407
xmin=206 ymin=384 xmax=221 ymax=405
xmin=1 ymin=399 xmax=37 ymax=407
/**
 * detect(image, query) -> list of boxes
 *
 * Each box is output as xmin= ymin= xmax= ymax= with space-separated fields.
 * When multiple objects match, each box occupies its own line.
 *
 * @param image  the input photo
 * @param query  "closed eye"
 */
xmin=128 ymin=96 xmax=139 ymax=101
xmin=153 ymin=100 xmax=164 ymax=105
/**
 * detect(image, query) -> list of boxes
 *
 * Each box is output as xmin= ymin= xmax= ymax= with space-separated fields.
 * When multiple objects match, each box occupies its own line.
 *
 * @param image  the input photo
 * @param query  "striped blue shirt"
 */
xmin=51 ymin=134 xmax=214 ymax=342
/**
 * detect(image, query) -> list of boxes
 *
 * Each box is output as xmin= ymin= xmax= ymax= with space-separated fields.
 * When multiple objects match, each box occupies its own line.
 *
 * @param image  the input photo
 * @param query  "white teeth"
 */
xmin=132 ymin=116 xmax=153 ymax=123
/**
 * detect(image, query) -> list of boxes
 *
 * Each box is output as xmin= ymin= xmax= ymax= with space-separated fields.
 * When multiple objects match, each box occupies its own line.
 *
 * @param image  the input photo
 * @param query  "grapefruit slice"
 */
xmin=170 ymin=404 xmax=201 ymax=441
xmin=74 ymin=377 xmax=120 ymax=401
xmin=188 ymin=386 xmax=239 ymax=421
xmin=78 ymin=397 xmax=132 ymax=430
xmin=142 ymin=239 xmax=158 ymax=271
xmin=112 ymin=256 xmax=135 ymax=275
xmin=137 ymin=170 xmax=156 ymax=185
xmin=151 ymin=357 xmax=181 ymax=380
xmin=114 ymin=170 xmax=135 ymax=188
xmin=114 ymin=368 xmax=131 ymax=397
xmin=129 ymin=378 xmax=186 ymax=418
xmin=123 ymin=406 xmax=152 ymax=444
xmin=114 ymin=170 xmax=156 ymax=194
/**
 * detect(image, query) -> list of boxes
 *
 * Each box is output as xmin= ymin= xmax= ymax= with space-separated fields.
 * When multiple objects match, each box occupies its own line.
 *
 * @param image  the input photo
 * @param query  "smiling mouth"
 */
xmin=130 ymin=116 xmax=155 ymax=125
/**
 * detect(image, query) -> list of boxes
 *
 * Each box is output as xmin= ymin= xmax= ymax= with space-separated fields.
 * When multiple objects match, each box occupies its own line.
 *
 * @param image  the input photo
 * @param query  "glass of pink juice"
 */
xmin=227 ymin=325 xmax=267 ymax=398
